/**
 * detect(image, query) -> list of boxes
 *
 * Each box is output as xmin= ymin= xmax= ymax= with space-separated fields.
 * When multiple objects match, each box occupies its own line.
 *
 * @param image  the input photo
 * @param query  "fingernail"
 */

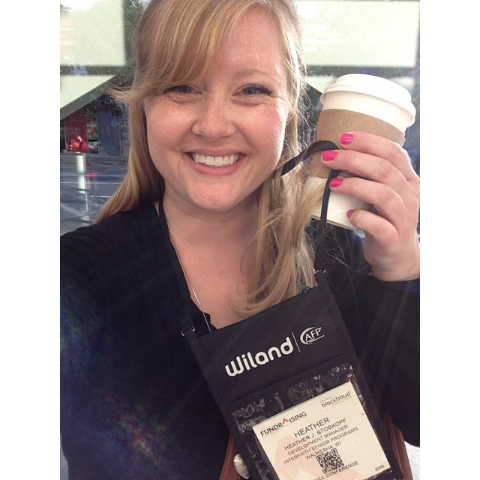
xmin=346 ymin=210 xmax=354 ymax=218
xmin=330 ymin=178 xmax=343 ymax=188
xmin=340 ymin=133 xmax=354 ymax=145
xmin=322 ymin=151 xmax=338 ymax=161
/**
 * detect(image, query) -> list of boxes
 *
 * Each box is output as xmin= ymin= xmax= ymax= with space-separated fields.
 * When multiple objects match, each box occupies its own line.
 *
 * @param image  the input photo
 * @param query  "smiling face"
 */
xmin=143 ymin=7 xmax=291 ymax=215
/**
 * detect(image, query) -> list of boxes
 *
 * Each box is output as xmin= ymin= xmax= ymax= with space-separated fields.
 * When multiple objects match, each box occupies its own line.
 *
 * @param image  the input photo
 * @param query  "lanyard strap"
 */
xmin=281 ymin=140 xmax=340 ymax=274
xmin=280 ymin=140 xmax=339 ymax=175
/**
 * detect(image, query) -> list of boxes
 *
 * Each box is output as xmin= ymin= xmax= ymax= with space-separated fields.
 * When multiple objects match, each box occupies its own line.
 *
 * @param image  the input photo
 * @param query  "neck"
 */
xmin=160 ymin=195 xmax=259 ymax=251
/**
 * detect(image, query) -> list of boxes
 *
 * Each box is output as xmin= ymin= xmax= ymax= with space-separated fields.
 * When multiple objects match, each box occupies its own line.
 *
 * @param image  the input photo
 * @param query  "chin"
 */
xmin=191 ymin=192 xmax=257 ymax=214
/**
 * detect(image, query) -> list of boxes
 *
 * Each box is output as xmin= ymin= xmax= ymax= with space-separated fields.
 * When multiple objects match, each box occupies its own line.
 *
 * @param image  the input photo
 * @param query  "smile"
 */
xmin=192 ymin=153 xmax=240 ymax=168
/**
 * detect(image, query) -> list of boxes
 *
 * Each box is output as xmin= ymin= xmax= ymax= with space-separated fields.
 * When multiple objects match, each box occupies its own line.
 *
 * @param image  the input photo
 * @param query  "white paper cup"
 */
xmin=307 ymin=177 xmax=371 ymax=229
xmin=307 ymin=74 xmax=416 ymax=230
xmin=320 ymin=74 xmax=416 ymax=132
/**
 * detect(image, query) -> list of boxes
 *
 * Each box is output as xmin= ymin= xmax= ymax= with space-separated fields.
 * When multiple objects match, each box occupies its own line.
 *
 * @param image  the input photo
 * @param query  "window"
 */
xmin=60 ymin=0 xmax=420 ymax=236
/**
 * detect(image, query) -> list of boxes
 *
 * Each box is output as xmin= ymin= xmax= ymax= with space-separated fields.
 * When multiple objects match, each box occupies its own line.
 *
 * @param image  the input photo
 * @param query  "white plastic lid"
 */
xmin=320 ymin=74 xmax=416 ymax=127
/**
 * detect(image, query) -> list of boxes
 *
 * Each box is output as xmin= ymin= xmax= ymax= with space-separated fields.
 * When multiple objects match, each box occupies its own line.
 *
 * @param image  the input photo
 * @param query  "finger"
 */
xmin=347 ymin=208 xmax=421 ymax=281
xmin=338 ymin=131 xmax=418 ymax=182
xmin=329 ymin=177 xmax=415 ymax=229
xmin=346 ymin=208 xmax=400 ymax=246
xmin=323 ymin=149 xmax=416 ymax=202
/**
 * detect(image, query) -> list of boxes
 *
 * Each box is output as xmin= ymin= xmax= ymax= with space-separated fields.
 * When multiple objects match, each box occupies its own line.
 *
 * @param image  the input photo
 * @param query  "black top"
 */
xmin=60 ymin=201 xmax=419 ymax=480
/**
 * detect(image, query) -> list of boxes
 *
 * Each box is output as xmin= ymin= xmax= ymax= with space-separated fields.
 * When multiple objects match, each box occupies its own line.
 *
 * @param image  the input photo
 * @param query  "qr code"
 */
xmin=316 ymin=448 xmax=344 ymax=474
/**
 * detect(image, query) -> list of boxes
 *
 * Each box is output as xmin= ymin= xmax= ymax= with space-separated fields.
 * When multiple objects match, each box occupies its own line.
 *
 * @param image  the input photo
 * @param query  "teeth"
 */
xmin=192 ymin=153 xmax=240 ymax=167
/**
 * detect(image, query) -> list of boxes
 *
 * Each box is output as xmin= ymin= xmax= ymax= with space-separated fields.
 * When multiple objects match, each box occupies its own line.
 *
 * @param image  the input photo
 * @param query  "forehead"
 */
xmin=216 ymin=8 xmax=287 ymax=78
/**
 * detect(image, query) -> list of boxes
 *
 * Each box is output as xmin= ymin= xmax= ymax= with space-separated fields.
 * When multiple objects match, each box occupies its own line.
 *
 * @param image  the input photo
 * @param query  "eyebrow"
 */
xmin=233 ymin=66 xmax=285 ymax=82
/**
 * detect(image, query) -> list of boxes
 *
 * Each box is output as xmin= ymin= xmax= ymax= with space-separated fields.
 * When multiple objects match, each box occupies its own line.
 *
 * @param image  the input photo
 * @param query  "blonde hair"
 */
xmin=97 ymin=0 xmax=323 ymax=317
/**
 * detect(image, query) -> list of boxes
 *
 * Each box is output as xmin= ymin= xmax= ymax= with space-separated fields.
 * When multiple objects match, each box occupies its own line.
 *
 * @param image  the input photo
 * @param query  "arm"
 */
xmin=314 ymin=130 xmax=420 ymax=443
xmin=324 ymin=225 xmax=420 ymax=446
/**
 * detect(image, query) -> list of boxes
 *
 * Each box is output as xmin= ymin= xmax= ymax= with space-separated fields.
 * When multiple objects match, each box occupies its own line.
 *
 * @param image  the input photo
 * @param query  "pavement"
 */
xmin=60 ymin=153 xmax=127 ymax=235
xmin=407 ymin=443 xmax=420 ymax=479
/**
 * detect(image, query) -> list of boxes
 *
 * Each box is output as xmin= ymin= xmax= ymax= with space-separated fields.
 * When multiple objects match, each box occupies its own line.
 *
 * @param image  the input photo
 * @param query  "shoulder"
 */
xmin=61 ymin=202 xmax=158 ymax=265
xmin=60 ymin=201 xmax=169 ymax=302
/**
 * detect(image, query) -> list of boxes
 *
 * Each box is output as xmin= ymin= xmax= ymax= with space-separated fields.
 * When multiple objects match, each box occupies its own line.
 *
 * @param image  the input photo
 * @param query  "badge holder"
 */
xmin=180 ymin=147 xmax=404 ymax=480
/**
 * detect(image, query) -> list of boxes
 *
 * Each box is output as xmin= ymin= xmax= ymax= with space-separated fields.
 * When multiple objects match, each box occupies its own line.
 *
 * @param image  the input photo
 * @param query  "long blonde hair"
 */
xmin=97 ymin=0 xmax=323 ymax=317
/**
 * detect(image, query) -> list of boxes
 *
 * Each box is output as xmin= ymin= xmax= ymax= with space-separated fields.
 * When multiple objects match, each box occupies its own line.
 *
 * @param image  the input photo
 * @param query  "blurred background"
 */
xmin=60 ymin=0 xmax=420 ymax=234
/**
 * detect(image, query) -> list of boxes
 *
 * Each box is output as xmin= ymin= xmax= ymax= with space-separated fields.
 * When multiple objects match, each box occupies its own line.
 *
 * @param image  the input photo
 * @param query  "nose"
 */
xmin=192 ymin=93 xmax=236 ymax=139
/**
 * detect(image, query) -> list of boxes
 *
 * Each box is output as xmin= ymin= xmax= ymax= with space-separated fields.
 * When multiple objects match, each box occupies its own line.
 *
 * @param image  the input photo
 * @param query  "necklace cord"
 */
xmin=169 ymin=231 xmax=212 ymax=333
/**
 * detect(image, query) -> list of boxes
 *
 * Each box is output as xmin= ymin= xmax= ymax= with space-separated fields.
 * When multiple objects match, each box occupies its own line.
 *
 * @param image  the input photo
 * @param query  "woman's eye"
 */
xmin=164 ymin=85 xmax=193 ymax=94
xmin=242 ymin=85 xmax=272 ymax=96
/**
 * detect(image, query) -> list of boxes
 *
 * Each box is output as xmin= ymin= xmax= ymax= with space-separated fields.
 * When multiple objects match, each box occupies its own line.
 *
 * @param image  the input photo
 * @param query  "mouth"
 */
xmin=191 ymin=153 xmax=241 ymax=168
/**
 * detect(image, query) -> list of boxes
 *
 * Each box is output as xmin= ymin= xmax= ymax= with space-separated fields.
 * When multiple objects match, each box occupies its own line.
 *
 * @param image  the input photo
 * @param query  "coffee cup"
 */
xmin=305 ymin=74 xmax=416 ymax=230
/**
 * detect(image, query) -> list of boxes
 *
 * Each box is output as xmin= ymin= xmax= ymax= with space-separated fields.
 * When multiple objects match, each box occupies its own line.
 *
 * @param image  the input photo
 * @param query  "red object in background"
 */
xmin=65 ymin=112 xmax=88 ymax=153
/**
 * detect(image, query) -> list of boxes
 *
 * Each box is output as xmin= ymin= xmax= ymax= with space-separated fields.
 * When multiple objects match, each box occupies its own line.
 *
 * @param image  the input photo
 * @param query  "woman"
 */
xmin=61 ymin=0 xmax=420 ymax=478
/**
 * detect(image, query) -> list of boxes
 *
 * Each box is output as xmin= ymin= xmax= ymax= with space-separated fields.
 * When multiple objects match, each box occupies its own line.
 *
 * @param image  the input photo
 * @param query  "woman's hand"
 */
xmin=322 ymin=131 xmax=420 ymax=282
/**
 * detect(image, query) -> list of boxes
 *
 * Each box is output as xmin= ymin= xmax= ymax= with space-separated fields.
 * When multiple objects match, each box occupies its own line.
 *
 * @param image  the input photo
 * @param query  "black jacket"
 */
xmin=60 ymin=201 xmax=419 ymax=480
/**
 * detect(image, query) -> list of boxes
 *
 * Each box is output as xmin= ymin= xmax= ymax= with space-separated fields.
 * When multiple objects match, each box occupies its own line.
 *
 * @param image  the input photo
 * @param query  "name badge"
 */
xmin=184 ymin=273 xmax=403 ymax=479
xmin=253 ymin=382 xmax=390 ymax=479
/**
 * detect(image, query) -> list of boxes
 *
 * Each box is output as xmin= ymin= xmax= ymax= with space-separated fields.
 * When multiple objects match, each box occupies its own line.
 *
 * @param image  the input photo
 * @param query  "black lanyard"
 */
xmin=175 ymin=220 xmax=403 ymax=480
xmin=281 ymin=140 xmax=342 ymax=224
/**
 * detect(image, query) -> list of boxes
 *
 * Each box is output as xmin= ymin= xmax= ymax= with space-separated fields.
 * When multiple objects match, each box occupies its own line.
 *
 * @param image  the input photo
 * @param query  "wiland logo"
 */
xmin=300 ymin=326 xmax=325 ymax=345
xmin=225 ymin=337 xmax=294 ymax=377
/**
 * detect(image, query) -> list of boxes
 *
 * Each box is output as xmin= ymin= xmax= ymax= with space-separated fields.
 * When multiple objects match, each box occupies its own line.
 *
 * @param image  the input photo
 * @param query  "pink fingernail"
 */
xmin=340 ymin=133 xmax=354 ymax=145
xmin=330 ymin=178 xmax=343 ymax=188
xmin=322 ymin=151 xmax=338 ymax=161
xmin=346 ymin=210 xmax=354 ymax=218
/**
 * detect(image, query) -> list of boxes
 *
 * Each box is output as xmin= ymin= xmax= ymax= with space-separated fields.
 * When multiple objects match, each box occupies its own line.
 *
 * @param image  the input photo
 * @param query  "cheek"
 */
xmin=259 ymin=110 xmax=288 ymax=157
xmin=144 ymin=99 xmax=185 ymax=150
xmin=145 ymin=116 xmax=181 ymax=163
xmin=144 ymin=120 xmax=173 ymax=180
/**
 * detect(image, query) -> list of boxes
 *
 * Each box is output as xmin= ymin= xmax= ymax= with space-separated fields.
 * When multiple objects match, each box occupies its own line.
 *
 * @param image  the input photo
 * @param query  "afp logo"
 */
xmin=300 ymin=326 xmax=325 ymax=345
